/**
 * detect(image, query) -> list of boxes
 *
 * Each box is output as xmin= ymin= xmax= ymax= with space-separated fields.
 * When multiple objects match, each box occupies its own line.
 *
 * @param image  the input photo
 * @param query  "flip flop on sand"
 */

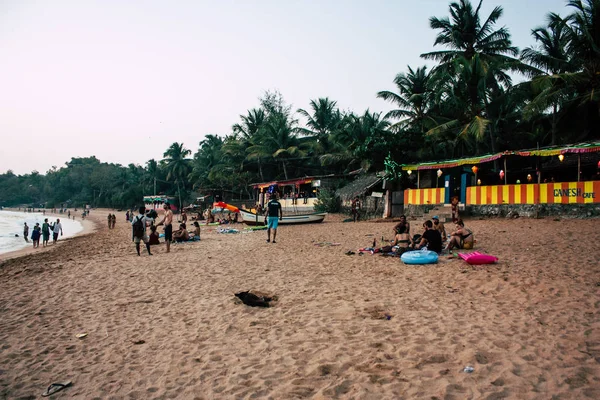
xmin=42 ymin=381 xmax=72 ymax=397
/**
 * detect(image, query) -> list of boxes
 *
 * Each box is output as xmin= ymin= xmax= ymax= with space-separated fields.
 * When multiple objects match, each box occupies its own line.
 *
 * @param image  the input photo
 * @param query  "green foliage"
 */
xmin=314 ymin=188 xmax=340 ymax=213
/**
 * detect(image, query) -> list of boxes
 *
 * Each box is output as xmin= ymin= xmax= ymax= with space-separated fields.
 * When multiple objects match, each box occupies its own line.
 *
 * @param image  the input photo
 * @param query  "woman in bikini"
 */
xmin=446 ymin=219 xmax=474 ymax=251
xmin=380 ymin=224 xmax=413 ymax=254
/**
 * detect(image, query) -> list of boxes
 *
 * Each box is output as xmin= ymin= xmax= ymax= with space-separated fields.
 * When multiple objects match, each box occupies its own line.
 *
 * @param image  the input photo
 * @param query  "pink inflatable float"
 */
xmin=459 ymin=251 xmax=498 ymax=265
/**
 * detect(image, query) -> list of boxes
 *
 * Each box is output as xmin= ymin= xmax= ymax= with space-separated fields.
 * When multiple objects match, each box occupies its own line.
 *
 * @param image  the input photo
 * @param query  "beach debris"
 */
xmin=42 ymin=381 xmax=72 ymax=397
xmin=234 ymin=291 xmax=276 ymax=308
xmin=345 ymin=251 xmax=356 ymax=255
xmin=132 ymin=340 xmax=146 ymax=345
xmin=217 ymin=228 xmax=239 ymax=234
xmin=463 ymin=366 xmax=474 ymax=373
xmin=314 ymin=242 xmax=341 ymax=247
xmin=75 ymin=333 xmax=88 ymax=339
xmin=365 ymin=306 xmax=392 ymax=320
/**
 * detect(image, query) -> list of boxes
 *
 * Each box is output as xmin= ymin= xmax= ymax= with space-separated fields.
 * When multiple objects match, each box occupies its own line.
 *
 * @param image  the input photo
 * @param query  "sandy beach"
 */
xmin=1 ymin=212 xmax=599 ymax=399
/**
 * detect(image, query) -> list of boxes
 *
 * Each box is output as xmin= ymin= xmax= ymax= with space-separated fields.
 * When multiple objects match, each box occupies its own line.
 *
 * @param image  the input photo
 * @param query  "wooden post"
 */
xmin=504 ymin=158 xmax=508 ymax=185
xmin=417 ymin=170 xmax=420 ymax=189
xmin=578 ymin=154 xmax=581 ymax=182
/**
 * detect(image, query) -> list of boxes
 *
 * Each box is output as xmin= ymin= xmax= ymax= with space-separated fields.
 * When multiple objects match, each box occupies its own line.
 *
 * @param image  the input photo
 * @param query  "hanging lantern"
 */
xmin=516 ymin=179 xmax=521 ymax=184
xmin=597 ymin=160 xmax=600 ymax=169
xmin=407 ymin=170 xmax=412 ymax=175
xmin=477 ymin=179 xmax=482 ymax=185
xmin=527 ymin=174 xmax=533 ymax=182
xmin=558 ymin=154 xmax=565 ymax=162
xmin=437 ymin=169 xmax=443 ymax=178
xmin=471 ymin=165 xmax=479 ymax=174
xmin=499 ymin=170 xmax=505 ymax=180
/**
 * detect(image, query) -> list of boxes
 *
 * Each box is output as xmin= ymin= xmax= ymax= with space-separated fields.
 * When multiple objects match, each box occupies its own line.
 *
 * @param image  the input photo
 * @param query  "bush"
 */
xmin=314 ymin=189 xmax=340 ymax=213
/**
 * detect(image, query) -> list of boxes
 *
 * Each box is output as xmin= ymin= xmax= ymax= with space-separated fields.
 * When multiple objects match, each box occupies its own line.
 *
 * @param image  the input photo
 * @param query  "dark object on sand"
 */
xmin=235 ymin=291 xmax=273 ymax=307
xmin=42 ymin=381 xmax=72 ymax=397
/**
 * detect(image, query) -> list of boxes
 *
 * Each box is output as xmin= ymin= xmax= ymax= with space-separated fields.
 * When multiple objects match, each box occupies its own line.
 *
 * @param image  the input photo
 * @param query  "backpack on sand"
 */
xmin=133 ymin=216 xmax=145 ymax=238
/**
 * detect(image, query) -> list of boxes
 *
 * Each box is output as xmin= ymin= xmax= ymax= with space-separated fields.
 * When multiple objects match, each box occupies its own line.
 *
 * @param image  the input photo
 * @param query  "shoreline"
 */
xmin=0 ymin=209 xmax=103 ymax=262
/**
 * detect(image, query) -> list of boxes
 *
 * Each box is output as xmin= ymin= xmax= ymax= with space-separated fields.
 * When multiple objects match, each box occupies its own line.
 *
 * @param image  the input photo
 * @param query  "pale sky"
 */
xmin=0 ymin=0 xmax=568 ymax=175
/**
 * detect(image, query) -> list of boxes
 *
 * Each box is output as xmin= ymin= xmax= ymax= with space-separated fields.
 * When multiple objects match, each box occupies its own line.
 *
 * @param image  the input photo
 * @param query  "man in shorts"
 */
xmin=156 ymin=202 xmax=174 ymax=253
xmin=264 ymin=193 xmax=282 ymax=243
xmin=52 ymin=219 xmax=63 ymax=243
xmin=131 ymin=206 xmax=153 ymax=256
xmin=23 ymin=222 xmax=29 ymax=242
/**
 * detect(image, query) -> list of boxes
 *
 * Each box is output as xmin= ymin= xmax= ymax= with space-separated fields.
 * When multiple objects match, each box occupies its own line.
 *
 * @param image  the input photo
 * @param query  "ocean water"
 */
xmin=0 ymin=210 xmax=84 ymax=255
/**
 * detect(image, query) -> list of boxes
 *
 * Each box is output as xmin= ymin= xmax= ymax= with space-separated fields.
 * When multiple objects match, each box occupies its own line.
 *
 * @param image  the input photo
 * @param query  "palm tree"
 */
xmin=297 ymin=98 xmax=341 ymax=140
xmin=163 ymin=142 xmax=192 ymax=182
xmin=261 ymin=113 xmax=305 ymax=180
xmin=421 ymin=0 xmax=518 ymax=64
xmin=377 ymin=66 xmax=435 ymax=133
xmin=232 ymin=109 xmax=267 ymax=181
xmin=189 ymin=135 xmax=224 ymax=189
xmin=163 ymin=142 xmax=192 ymax=208
xmin=420 ymin=0 xmax=526 ymax=156
xmin=524 ymin=0 xmax=600 ymax=141
xmin=521 ymin=13 xmax=576 ymax=144
xmin=144 ymin=159 xmax=160 ymax=195
xmin=325 ymin=110 xmax=391 ymax=172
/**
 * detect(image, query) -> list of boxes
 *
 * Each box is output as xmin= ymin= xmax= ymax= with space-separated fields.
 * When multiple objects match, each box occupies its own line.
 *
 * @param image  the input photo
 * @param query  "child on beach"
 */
xmin=148 ymin=225 xmax=160 ymax=245
xmin=31 ymin=223 xmax=41 ymax=248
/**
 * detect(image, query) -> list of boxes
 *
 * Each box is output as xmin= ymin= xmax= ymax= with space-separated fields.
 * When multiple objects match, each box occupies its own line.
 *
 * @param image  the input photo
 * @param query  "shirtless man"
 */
xmin=156 ymin=202 xmax=174 ymax=253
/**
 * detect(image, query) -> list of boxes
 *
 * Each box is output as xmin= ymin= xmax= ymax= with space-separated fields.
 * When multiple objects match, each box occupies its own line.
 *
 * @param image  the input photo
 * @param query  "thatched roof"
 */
xmin=336 ymin=173 xmax=382 ymax=201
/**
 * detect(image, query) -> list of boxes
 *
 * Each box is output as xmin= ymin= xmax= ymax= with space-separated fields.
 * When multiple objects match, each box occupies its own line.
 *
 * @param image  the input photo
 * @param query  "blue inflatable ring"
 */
xmin=401 ymin=250 xmax=439 ymax=265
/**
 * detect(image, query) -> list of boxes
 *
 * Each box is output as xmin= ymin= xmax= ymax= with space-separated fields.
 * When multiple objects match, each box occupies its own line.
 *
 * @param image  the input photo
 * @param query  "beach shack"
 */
xmin=399 ymin=142 xmax=600 ymax=218
xmin=250 ymin=175 xmax=342 ymax=213
xmin=336 ymin=173 xmax=385 ymax=218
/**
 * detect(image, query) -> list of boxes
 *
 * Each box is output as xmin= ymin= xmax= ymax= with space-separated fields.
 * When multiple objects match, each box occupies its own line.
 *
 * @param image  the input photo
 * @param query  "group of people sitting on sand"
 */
xmin=381 ymin=215 xmax=474 ymax=255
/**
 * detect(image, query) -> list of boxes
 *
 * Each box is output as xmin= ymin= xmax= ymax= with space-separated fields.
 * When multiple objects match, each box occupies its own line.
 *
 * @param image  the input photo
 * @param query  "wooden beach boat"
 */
xmin=239 ymin=209 xmax=326 ymax=226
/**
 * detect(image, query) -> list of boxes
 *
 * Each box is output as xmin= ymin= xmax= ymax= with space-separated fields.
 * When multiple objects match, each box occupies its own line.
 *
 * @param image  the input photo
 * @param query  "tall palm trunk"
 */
xmin=282 ymin=161 xmax=288 ymax=180
xmin=551 ymin=104 xmax=558 ymax=145
xmin=258 ymin=157 xmax=264 ymax=181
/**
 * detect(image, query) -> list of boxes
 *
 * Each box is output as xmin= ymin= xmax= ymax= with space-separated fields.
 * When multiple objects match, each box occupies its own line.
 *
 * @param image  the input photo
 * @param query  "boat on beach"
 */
xmin=239 ymin=209 xmax=326 ymax=226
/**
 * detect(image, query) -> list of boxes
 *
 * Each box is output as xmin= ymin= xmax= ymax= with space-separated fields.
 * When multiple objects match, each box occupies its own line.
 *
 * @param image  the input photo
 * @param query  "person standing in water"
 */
xmin=31 ymin=223 xmax=41 ymax=248
xmin=41 ymin=218 xmax=51 ymax=247
xmin=23 ymin=222 xmax=29 ymax=242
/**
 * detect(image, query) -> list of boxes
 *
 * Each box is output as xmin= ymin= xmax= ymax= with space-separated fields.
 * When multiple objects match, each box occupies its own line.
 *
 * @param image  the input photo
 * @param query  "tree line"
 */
xmin=1 ymin=0 xmax=599 ymax=208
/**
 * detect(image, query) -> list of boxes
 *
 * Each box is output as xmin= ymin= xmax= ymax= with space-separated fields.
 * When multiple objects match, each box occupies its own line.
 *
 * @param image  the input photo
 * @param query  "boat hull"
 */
xmin=239 ymin=209 xmax=326 ymax=225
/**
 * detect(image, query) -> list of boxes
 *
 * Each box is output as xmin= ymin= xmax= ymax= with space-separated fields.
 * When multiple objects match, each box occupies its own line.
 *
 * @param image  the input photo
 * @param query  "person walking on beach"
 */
xmin=351 ymin=196 xmax=360 ymax=222
xmin=265 ymin=193 xmax=282 ymax=243
xmin=41 ymin=218 xmax=50 ymax=247
xmin=107 ymin=214 xmax=112 ymax=229
xmin=156 ymin=203 xmax=174 ymax=253
xmin=31 ymin=223 xmax=41 ymax=248
xmin=131 ymin=206 xmax=153 ymax=256
xmin=23 ymin=222 xmax=29 ymax=242
xmin=52 ymin=219 xmax=63 ymax=244
xmin=111 ymin=214 xmax=116 ymax=229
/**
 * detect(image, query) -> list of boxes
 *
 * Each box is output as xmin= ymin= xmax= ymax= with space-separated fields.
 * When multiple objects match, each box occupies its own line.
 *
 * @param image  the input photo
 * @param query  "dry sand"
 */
xmin=1 ymin=211 xmax=599 ymax=399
